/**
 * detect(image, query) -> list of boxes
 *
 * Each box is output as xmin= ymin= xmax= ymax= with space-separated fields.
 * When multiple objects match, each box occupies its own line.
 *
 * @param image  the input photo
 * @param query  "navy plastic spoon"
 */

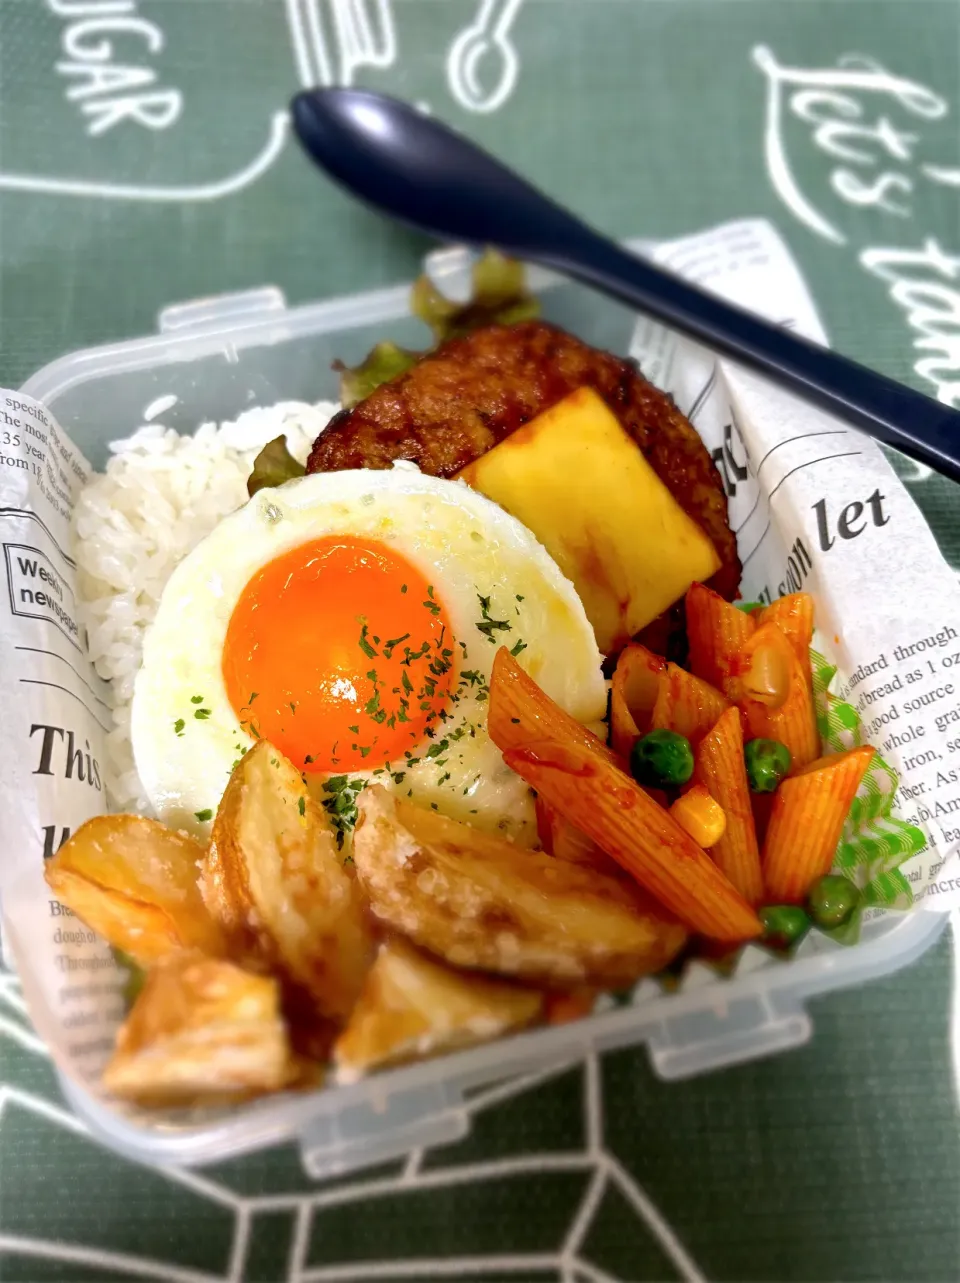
xmin=291 ymin=87 xmax=960 ymax=484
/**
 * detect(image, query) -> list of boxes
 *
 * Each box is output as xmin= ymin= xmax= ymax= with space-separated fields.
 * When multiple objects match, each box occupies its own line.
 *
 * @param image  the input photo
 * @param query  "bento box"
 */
xmin=3 ymin=219 xmax=957 ymax=1176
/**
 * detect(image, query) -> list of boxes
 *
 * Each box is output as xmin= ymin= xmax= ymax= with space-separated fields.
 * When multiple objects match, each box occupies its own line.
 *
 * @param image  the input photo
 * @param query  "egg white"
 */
xmin=131 ymin=466 xmax=606 ymax=844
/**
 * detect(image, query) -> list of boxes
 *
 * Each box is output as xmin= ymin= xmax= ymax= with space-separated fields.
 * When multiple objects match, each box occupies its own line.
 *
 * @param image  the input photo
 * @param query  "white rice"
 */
xmin=72 ymin=400 xmax=340 ymax=812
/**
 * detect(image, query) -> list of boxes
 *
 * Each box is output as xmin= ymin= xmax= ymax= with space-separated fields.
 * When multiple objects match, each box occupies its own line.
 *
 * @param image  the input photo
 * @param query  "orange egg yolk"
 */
xmin=222 ymin=536 xmax=457 ymax=773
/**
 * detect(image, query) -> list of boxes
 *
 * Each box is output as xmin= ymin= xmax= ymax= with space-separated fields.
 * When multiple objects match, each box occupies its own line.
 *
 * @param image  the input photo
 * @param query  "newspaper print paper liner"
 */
xmin=630 ymin=221 xmax=960 ymax=917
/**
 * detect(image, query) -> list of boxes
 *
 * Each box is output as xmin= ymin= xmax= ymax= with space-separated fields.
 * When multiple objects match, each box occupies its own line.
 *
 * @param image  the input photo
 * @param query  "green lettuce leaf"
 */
xmin=335 ymin=248 xmax=539 ymax=405
xmin=411 ymin=248 xmax=540 ymax=344
xmin=335 ymin=342 xmax=420 ymax=410
xmin=247 ymin=435 xmax=306 ymax=498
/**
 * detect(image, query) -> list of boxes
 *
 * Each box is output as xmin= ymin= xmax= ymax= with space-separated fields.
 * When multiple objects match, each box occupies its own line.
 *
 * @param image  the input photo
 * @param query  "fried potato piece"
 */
xmin=44 ymin=815 xmax=225 ymax=967
xmin=544 ymin=988 xmax=599 ymax=1026
xmin=202 ymin=741 xmax=373 ymax=1021
xmin=103 ymin=952 xmax=294 ymax=1107
xmin=333 ymin=938 xmax=542 ymax=1082
xmin=352 ymin=786 xmax=687 ymax=987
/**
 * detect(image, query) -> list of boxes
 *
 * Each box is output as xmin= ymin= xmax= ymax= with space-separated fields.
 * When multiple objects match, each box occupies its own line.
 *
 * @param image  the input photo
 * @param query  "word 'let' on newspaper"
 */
xmin=0 ymin=219 xmax=959 ymax=1090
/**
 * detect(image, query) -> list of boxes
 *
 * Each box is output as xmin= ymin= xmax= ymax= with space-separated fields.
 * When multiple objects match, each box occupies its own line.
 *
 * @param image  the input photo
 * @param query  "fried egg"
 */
xmin=131 ymin=465 xmax=605 ymax=844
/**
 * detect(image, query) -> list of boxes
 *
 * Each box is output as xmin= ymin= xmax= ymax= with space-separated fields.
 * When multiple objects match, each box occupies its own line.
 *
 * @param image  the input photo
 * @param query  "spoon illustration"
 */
xmin=291 ymin=86 xmax=960 ymax=483
xmin=446 ymin=0 xmax=525 ymax=114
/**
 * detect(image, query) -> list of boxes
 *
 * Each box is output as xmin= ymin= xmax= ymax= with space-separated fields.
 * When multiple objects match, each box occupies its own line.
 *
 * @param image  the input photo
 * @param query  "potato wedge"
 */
xmin=103 ymin=952 xmax=294 ymax=1107
xmin=44 ymin=815 xmax=224 ymax=967
xmin=353 ymin=786 xmax=687 ymax=987
xmin=334 ymin=938 xmax=542 ymax=1082
xmin=202 ymin=741 xmax=373 ymax=1020
xmin=544 ymin=988 xmax=599 ymax=1026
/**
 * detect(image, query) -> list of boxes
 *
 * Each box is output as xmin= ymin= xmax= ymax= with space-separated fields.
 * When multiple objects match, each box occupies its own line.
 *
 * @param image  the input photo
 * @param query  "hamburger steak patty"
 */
xmin=307 ymin=321 xmax=740 ymax=611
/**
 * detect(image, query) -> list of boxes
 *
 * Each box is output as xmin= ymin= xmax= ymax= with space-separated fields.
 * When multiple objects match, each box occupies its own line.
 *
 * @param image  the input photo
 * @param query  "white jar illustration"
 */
xmin=0 ymin=0 xmax=398 ymax=203
xmin=0 ymin=1 xmax=524 ymax=204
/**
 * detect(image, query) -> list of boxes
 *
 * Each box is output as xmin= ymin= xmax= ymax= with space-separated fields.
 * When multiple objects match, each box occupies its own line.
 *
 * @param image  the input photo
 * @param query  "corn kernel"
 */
xmin=670 ymin=785 xmax=727 ymax=848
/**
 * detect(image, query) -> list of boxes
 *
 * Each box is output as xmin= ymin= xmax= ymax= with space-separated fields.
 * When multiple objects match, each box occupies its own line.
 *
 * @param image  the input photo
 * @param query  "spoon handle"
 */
xmin=540 ymin=226 xmax=960 ymax=483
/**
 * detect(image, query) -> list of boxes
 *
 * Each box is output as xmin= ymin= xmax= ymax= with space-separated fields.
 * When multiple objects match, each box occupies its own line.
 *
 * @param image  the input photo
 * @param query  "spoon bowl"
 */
xmin=291 ymin=87 xmax=960 ymax=483
xmin=290 ymin=89 xmax=586 ymax=258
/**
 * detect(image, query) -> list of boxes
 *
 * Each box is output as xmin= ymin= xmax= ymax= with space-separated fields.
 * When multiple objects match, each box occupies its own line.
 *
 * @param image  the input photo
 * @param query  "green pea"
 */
xmin=759 ymin=905 xmax=811 ymax=950
xmin=807 ymin=874 xmax=861 ymax=929
xmin=630 ymin=729 xmax=694 ymax=788
xmin=744 ymin=738 xmax=791 ymax=793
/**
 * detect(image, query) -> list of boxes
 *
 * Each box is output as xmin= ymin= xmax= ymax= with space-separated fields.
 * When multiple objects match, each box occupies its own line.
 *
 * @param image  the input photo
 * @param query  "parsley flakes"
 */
xmin=475 ymin=593 xmax=511 ymax=643
xmin=321 ymin=776 xmax=366 ymax=848
xmin=382 ymin=632 xmax=410 ymax=659
xmin=358 ymin=621 xmax=377 ymax=658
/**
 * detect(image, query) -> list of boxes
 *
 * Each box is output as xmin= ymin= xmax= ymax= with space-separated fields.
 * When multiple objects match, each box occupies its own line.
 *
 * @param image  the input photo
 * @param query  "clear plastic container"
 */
xmin=21 ymin=245 xmax=946 ymax=1175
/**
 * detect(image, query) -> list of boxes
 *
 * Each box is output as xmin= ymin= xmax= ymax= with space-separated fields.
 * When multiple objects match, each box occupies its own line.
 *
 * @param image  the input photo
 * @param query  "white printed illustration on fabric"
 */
xmin=446 ymin=0 xmax=527 ymax=115
xmin=754 ymin=46 xmax=960 ymax=409
xmin=0 ymin=962 xmax=704 ymax=1283
xmin=0 ymin=0 xmax=527 ymax=204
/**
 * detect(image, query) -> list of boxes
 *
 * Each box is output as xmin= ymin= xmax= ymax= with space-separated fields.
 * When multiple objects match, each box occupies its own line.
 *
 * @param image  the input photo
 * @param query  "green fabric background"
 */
xmin=1 ymin=1 xmax=959 ymax=1280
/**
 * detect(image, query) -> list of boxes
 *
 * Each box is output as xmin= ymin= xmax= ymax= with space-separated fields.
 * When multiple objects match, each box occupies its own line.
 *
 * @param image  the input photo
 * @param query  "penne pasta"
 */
xmin=534 ymin=792 xmax=555 ymax=854
xmin=757 ymin=593 xmax=815 ymax=667
xmin=734 ymin=625 xmax=820 ymax=772
xmin=503 ymin=739 xmax=761 ymax=941
xmin=762 ymin=747 xmax=875 ymax=903
xmin=495 ymin=647 xmax=663 ymax=811
xmin=650 ymin=663 xmax=730 ymax=744
xmin=686 ymin=582 xmax=755 ymax=690
xmin=498 ymin=759 xmax=760 ymax=945
xmin=535 ymin=793 xmax=621 ymax=875
xmin=695 ymin=707 xmax=764 ymax=905
xmin=489 ymin=647 xmax=618 ymax=764
xmin=491 ymin=647 xmax=761 ymax=941
xmin=610 ymin=644 xmax=666 ymax=759
xmin=751 ymin=791 xmax=775 ymax=850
